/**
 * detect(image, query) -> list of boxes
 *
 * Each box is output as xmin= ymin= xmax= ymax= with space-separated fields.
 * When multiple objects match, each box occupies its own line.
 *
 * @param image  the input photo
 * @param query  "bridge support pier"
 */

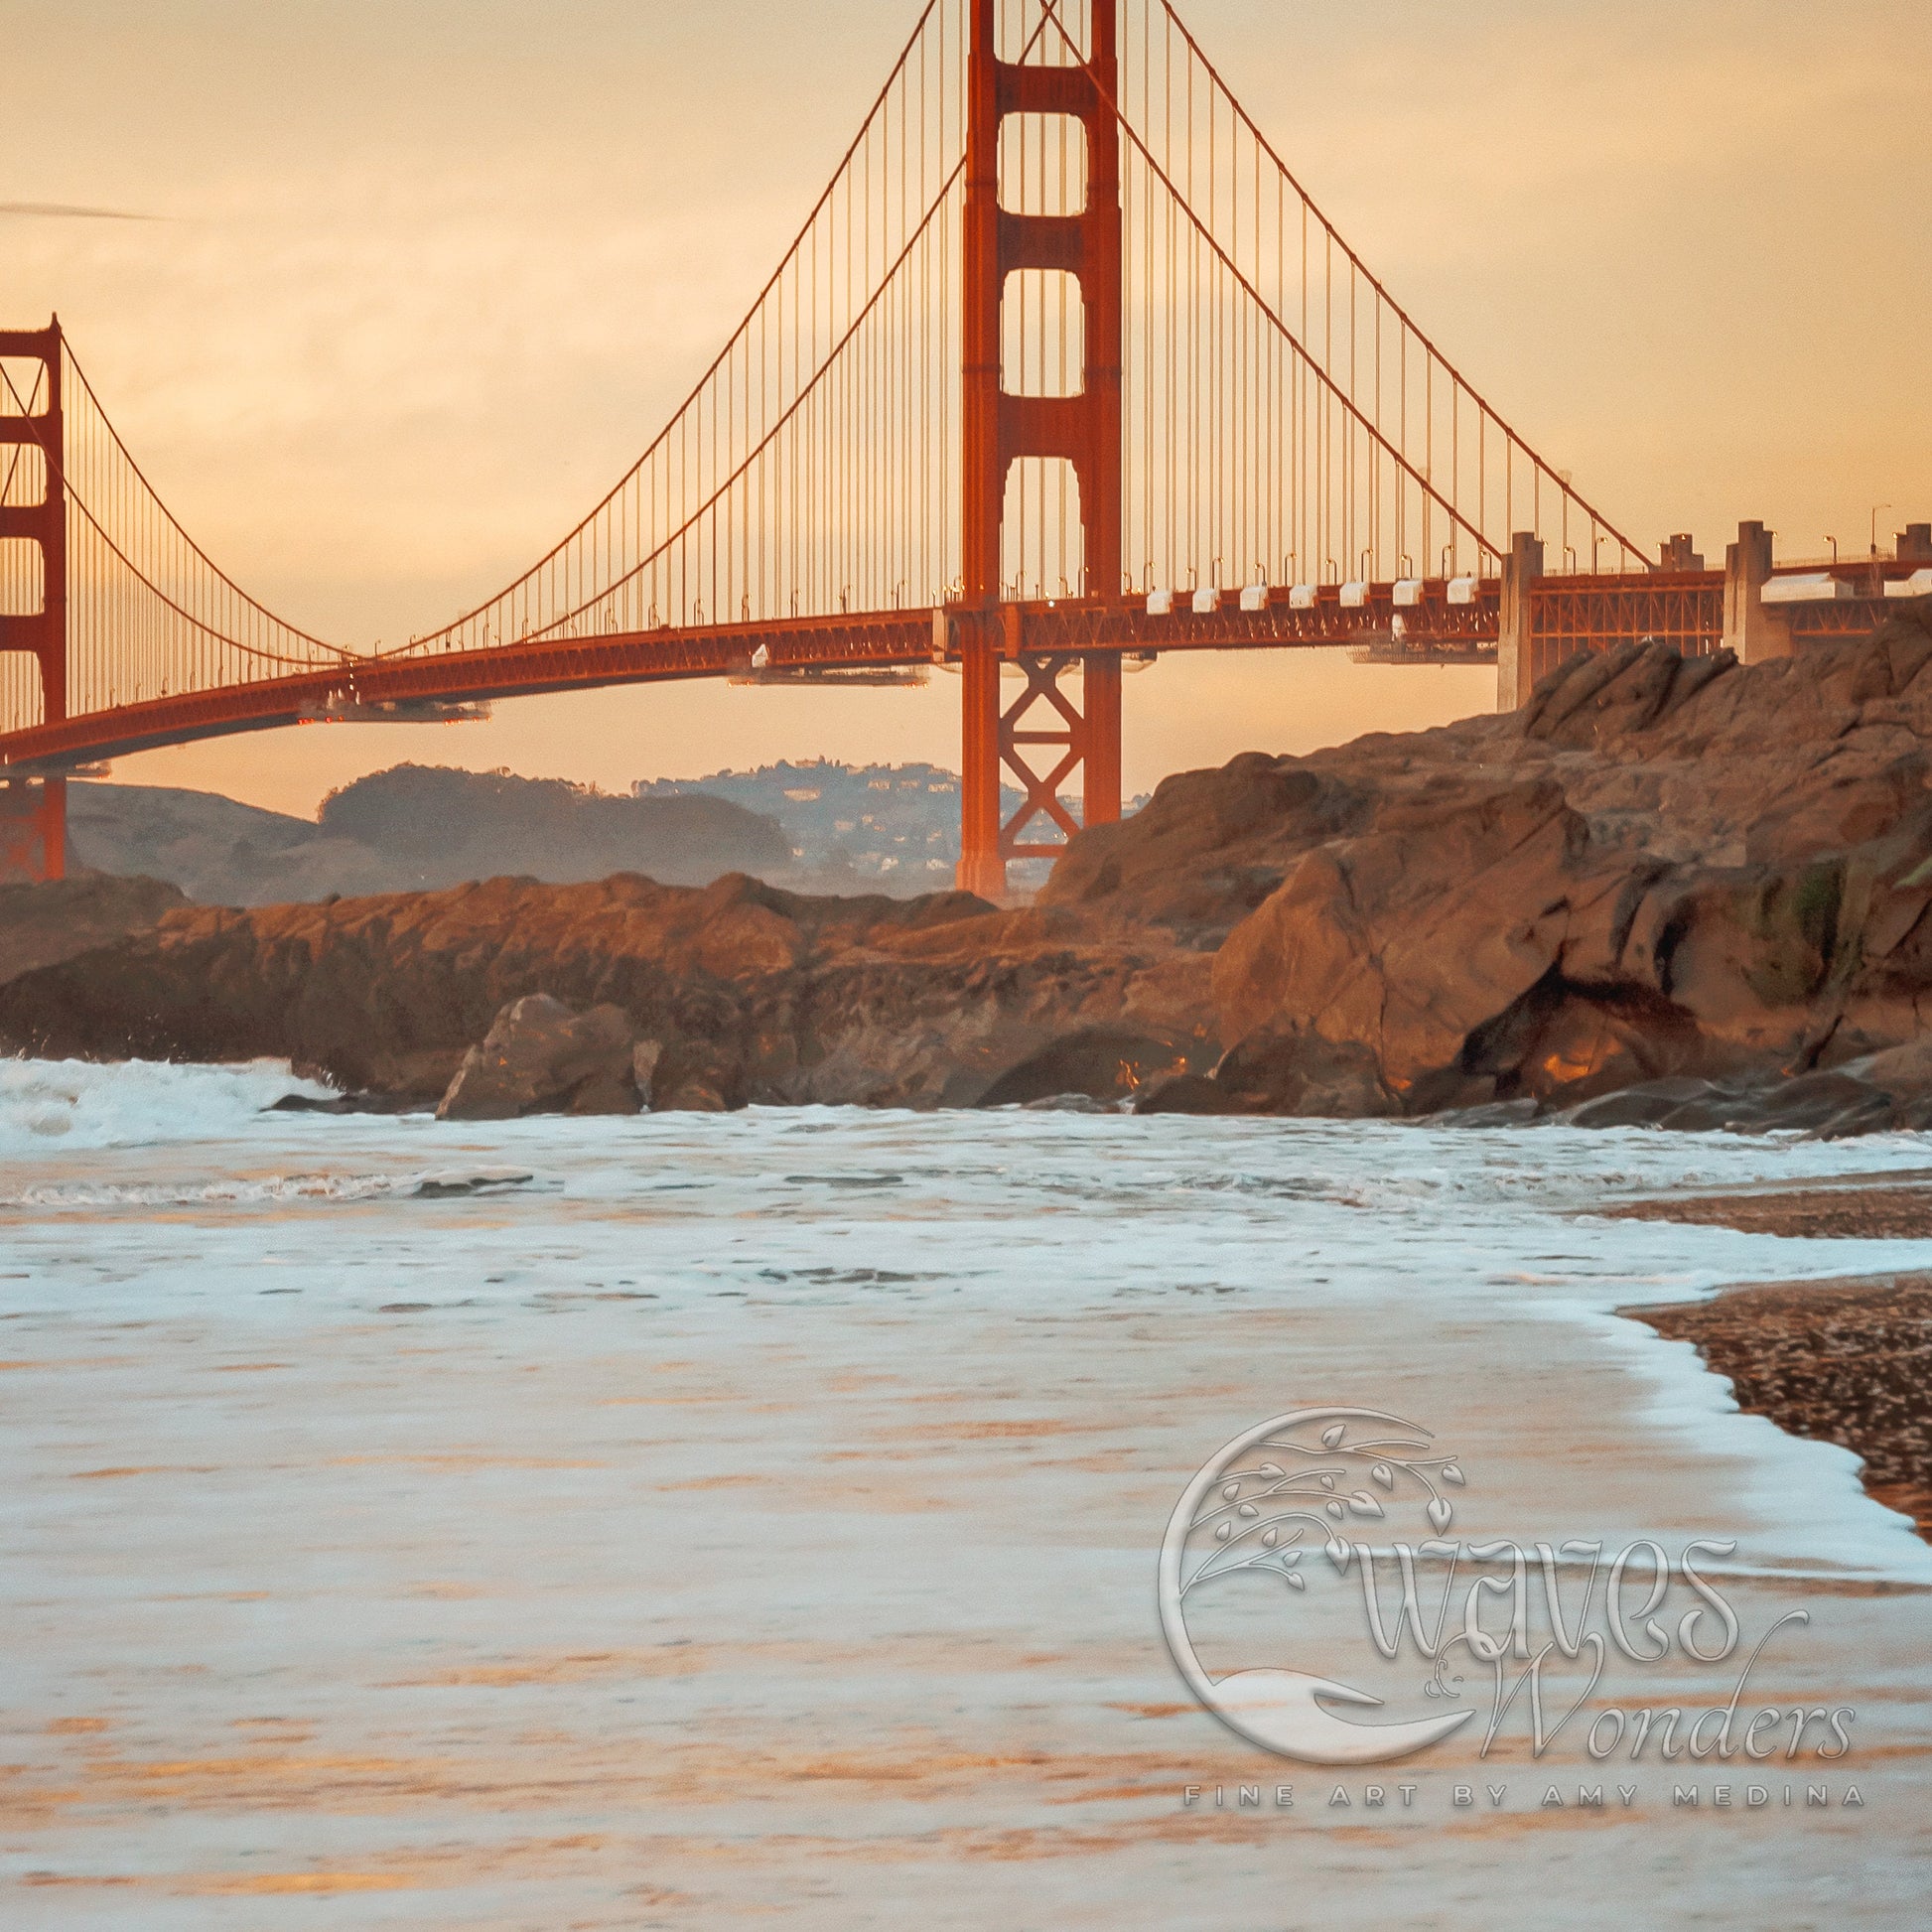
xmin=0 ymin=776 xmax=65 ymax=885
xmin=1724 ymin=520 xmax=1791 ymax=663
xmin=1496 ymin=531 xmax=1544 ymax=713
xmin=1082 ymin=650 xmax=1122 ymax=824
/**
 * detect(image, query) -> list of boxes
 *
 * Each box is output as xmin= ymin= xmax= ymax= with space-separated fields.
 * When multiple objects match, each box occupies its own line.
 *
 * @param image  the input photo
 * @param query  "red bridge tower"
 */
xmin=0 ymin=320 xmax=66 ymax=883
xmin=956 ymin=0 xmax=1123 ymax=899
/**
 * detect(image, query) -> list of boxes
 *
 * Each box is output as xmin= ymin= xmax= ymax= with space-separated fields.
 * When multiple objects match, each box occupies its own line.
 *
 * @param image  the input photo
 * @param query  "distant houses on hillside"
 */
xmin=635 ymin=760 xmax=963 ymax=883
xmin=632 ymin=759 xmax=1144 ymax=889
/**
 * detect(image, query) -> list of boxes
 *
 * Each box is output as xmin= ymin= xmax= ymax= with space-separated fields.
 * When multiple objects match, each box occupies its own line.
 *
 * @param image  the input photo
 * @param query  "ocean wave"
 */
xmin=0 ymin=1056 xmax=332 ymax=1155
xmin=0 ymin=1167 xmax=541 ymax=1209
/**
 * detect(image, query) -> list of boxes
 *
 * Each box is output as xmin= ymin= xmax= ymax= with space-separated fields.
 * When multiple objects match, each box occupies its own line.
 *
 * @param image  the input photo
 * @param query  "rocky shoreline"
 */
xmin=1604 ymin=1173 xmax=1932 ymax=1239
xmin=7 ymin=607 xmax=1932 ymax=1130
xmin=1612 ymin=1172 xmax=1932 ymax=1542
xmin=1626 ymin=1269 xmax=1932 ymax=1539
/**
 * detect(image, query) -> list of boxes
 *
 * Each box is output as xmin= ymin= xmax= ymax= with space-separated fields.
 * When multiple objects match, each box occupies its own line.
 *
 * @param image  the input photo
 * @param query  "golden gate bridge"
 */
xmin=3 ymin=0 xmax=1923 ymax=891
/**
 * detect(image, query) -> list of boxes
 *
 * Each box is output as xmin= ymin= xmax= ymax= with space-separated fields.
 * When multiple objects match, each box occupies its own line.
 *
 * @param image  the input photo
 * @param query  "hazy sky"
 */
xmin=5 ymin=0 xmax=1928 ymax=817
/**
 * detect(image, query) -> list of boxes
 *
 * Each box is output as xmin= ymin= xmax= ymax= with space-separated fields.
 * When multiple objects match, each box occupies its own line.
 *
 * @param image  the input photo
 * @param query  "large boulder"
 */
xmin=1201 ymin=1024 xmax=1400 ymax=1118
xmin=1208 ymin=773 xmax=1589 ymax=1097
xmin=437 ymin=996 xmax=644 ymax=1120
xmin=1061 ymin=609 xmax=1932 ymax=1123
xmin=1039 ymin=751 xmax=1365 ymax=946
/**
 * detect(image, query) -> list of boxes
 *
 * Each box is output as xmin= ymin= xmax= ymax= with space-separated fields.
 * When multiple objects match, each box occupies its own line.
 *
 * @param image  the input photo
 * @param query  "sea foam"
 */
xmin=0 ymin=1056 xmax=328 ymax=1155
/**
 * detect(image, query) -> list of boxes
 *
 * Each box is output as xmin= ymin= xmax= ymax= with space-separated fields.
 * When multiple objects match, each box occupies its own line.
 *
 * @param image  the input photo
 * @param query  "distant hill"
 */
xmin=69 ymin=782 xmax=391 ymax=906
xmin=318 ymin=765 xmax=791 ymax=888
xmin=68 ymin=759 xmax=1145 ymax=906
xmin=69 ymin=766 xmax=790 ymax=907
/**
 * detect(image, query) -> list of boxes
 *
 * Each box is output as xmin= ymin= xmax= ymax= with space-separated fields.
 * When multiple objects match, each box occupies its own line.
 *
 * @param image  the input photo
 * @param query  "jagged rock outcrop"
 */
xmin=1111 ymin=603 xmax=1932 ymax=1118
xmin=0 ymin=870 xmax=1217 ymax=1110
xmin=1041 ymin=752 xmax=1368 ymax=948
xmin=0 ymin=873 xmax=187 ymax=989
xmin=11 ymin=603 xmax=1932 ymax=1130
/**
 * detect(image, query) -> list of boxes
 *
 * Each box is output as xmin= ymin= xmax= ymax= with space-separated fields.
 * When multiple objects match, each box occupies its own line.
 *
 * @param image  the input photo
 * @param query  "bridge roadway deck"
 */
xmin=0 ymin=581 xmax=1504 ymax=773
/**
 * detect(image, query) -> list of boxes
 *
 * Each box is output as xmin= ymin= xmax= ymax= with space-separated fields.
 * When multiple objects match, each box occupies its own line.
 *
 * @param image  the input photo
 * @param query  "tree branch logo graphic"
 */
xmin=1159 ymin=1407 xmax=1476 ymax=1765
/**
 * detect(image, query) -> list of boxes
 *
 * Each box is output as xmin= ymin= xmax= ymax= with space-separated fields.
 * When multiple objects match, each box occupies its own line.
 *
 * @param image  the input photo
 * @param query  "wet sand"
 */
xmin=5 ymin=1091 xmax=1931 ymax=1926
